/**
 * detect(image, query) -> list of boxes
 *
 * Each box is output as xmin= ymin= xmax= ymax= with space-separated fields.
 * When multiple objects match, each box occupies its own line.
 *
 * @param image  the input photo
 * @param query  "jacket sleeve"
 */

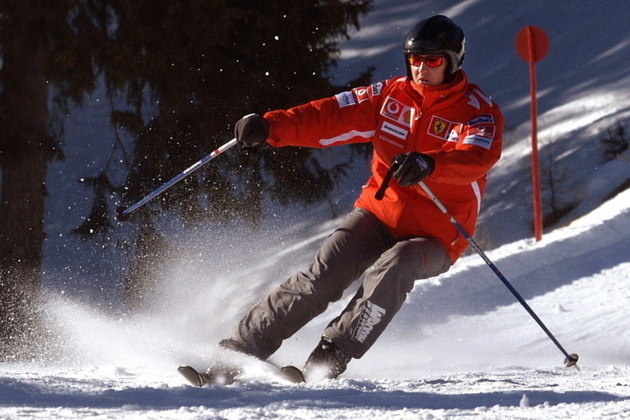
xmin=262 ymin=82 xmax=389 ymax=148
xmin=427 ymin=104 xmax=504 ymax=185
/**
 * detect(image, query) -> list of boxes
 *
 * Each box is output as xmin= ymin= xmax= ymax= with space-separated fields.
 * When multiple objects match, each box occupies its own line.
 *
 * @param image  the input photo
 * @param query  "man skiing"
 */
xmin=220 ymin=14 xmax=503 ymax=380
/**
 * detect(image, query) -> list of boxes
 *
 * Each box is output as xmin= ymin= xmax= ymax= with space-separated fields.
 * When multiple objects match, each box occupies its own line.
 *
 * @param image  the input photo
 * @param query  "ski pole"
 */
xmin=374 ymin=165 xmax=579 ymax=368
xmin=416 ymin=180 xmax=579 ymax=369
xmin=116 ymin=138 xmax=238 ymax=221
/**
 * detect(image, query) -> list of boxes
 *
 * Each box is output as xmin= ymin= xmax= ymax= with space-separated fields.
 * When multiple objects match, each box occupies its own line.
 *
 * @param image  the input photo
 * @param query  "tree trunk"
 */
xmin=0 ymin=3 xmax=50 ymax=359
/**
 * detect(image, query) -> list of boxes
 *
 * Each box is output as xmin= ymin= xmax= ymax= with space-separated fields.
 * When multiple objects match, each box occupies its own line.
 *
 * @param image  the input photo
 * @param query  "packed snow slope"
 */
xmin=2 ymin=171 xmax=629 ymax=419
xmin=3 ymin=0 xmax=628 ymax=419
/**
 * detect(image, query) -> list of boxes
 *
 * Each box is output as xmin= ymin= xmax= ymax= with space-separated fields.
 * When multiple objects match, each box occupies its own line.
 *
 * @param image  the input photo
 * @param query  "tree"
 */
xmin=87 ymin=0 xmax=373 ymax=307
xmin=0 ymin=0 xmax=102 ymax=359
xmin=0 ymin=0 xmax=373 ymax=355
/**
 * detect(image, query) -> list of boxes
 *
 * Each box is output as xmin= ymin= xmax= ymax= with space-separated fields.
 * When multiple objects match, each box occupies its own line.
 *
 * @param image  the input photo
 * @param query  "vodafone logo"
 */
xmin=380 ymin=97 xmax=413 ymax=127
xmin=386 ymin=101 xmax=400 ymax=116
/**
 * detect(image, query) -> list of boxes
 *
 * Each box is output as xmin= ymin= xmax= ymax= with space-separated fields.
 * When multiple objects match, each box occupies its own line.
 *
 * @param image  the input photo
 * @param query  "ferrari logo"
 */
xmin=433 ymin=119 xmax=447 ymax=135
xmin=427 ymin=115 xmax=458 ymax=140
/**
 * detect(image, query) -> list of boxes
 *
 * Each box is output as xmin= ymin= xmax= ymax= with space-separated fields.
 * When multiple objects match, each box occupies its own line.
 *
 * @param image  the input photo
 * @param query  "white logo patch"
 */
xmin=447 ymin=129 xmax=459 ymax=143
xmin=381 ymin=121 xmax=408 ymax=140
xmin=335 ymin=91 xmax=356 ymax=108
xmin=464 ymin=135 xmax=494 ymax=150
xmin=467 ymin=114 xmax=494 ymax=126
xmin=371 ymin=82 xmax=384 ymax=96
xmin=380 ymin=97 xmax=414 ymax=128
xmin=352 ymin=301 xmax=387 ymax=343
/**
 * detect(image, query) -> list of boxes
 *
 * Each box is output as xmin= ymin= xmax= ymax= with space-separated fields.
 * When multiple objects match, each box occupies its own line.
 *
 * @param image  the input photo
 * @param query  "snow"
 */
xmin=4 ymin=0 xmax=630 ymax=418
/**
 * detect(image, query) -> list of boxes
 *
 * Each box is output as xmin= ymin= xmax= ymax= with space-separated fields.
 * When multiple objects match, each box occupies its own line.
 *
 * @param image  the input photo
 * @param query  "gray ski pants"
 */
xmin=232 ymin=208 xmax=452 ymax=359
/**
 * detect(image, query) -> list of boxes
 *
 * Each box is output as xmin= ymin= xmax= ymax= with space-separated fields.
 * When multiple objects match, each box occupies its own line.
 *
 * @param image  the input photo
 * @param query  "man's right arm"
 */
xmin=263 ymin=81 xmax=390 ymax=149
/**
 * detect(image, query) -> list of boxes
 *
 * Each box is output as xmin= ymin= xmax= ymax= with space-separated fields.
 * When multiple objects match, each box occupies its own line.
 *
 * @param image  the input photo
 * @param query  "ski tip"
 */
xmin=179 ymin=363 xmax=304 ymax=386
xmin=280 ymin=365 xmax=306 ymax=383
xmin=178 ymin=365 xmax=205 ymax=387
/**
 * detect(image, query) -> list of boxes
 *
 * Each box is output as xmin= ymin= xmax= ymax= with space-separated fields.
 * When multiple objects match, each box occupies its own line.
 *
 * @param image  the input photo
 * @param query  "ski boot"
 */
xmin=303 ymin=335 xmax=351 ymax=380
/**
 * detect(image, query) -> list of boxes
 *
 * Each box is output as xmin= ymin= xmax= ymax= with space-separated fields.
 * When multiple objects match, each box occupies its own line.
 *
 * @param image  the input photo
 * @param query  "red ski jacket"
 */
xmin=263 ymin=71 xmax=503 ymax=262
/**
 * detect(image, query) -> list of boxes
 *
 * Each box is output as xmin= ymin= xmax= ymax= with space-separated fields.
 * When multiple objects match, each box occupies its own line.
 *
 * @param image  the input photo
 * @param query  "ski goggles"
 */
xmin=407 ymin=55 xmax=446 ymax=68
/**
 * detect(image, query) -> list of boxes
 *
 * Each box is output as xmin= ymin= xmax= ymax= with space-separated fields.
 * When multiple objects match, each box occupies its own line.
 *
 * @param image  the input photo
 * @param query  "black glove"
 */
xmin=234 ymin=113 xmax=269 ymax=148
xmin=392 ymin=152 xmax=435 ymax=186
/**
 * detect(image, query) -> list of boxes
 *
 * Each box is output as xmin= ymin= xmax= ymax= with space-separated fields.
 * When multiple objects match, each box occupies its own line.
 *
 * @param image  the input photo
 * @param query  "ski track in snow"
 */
xmin=1 ymin=366 xmax=628 ymax=419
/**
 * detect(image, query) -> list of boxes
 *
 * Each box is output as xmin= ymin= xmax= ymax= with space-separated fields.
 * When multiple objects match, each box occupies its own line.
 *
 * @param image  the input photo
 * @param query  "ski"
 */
xmin=177 ymin=363 xmax=305 ymax=387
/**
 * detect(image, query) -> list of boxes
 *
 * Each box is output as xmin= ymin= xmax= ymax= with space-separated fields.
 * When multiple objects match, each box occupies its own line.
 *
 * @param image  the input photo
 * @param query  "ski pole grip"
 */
xmin=375 ymin=160 xmax=401 ymax=201
xmin=375 ymin=169 xmax=393 ymax=200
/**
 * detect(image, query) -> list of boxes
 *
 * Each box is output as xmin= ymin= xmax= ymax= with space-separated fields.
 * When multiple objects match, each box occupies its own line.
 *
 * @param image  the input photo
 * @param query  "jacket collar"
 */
xmin=408 ymin=71 xmax=468 ymax=110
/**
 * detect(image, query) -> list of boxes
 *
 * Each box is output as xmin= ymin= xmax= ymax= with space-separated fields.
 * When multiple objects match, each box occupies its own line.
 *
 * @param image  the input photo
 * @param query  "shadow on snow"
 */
xmin=0 ymin=378 xmax=626 ymax=411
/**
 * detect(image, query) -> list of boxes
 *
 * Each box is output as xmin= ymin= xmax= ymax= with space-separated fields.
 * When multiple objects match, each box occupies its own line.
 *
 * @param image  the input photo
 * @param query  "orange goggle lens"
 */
xmin=407 ymin=55 xmax=446 ymax=68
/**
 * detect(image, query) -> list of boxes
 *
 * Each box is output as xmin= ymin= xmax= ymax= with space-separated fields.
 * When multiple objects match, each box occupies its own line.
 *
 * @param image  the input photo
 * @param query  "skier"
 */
xmin=220 ymin=14 xmax=503 ymax=380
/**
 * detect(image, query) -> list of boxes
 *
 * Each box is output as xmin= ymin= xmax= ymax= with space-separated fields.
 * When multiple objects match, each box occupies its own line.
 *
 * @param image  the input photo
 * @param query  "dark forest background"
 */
xmin=0 ymin=0 xmax=374 ymax=360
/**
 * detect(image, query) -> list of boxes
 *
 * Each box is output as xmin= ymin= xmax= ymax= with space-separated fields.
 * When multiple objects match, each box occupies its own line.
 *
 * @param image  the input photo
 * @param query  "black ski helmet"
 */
xmin=403 ymin=15 xmax=465 ymax=79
